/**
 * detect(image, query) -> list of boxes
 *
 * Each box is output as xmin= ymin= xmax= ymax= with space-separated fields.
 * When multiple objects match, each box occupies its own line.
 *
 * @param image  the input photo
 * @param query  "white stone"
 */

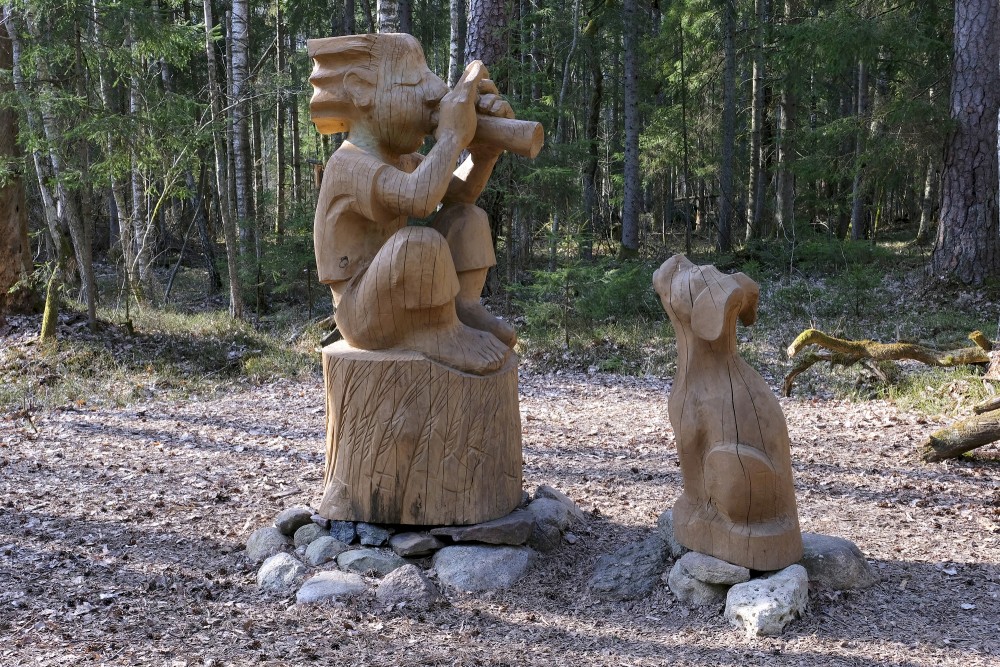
xmin=666 ymin=561 xmax=728 ymax=607
xmin=725 ymin=564 xmax=809 ymax=637
xmin=676 ymin=551 xmax=750 ymax=585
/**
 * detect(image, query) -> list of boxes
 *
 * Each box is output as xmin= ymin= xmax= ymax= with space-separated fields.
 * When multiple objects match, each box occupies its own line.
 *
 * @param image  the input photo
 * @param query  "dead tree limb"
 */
xmin=784 ymin=329 xmax=991 ymax=396
xmin=972 ymin=395 xmax=1000 ymax=415
xmin=921 ymin=411 xmax=1000 ymax=462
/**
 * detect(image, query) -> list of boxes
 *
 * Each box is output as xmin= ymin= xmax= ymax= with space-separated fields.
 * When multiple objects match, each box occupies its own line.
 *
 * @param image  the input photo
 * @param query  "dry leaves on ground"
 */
xmin=1 ymin=369 xmax=999 ymax=666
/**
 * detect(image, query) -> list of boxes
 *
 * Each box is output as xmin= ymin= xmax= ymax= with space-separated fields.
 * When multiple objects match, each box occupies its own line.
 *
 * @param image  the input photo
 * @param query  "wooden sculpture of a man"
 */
xmin=307 ymin=33 xmax=541 ymax=526
xmin=654 ymin=255 xmax=802 ymax=571
xmin=310 ymin=33 xmax=518 ymax=374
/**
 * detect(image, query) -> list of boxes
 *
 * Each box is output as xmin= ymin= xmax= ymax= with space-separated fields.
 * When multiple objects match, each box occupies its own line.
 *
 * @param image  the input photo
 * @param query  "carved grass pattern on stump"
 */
xmin=321 ymin=342 xmax=522 ymax=525
xmin=654 ymin=255 xmax=802 ymax=571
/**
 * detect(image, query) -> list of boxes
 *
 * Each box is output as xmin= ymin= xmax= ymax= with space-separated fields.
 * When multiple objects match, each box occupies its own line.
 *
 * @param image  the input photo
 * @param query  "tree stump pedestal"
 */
xmin=318 ymin=341 xmax=523 ymax=526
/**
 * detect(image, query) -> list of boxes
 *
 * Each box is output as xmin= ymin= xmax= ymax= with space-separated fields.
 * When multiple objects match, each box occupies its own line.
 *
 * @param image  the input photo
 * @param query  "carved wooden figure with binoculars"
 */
xmin=307 ymin=33 xmax=541 ymax=526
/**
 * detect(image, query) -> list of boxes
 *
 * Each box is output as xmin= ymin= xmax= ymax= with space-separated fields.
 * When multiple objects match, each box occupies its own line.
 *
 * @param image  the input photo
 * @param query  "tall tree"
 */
xmin=466 ymin=0 xmax=508 ymax=67
xmin=929 ymin=0 xmax=1000 ymax=284
xmin=231 ymin=0 xmax=253 ymax=229
xmin=773 ymin=0 xmax=798 ymax=238
xmin=745 ymin=0 xmax=769 ymax=241
xmin=620 ymin=0 xmax=641 ymax=257
xmin=378 ymin=0 xmax=400 ymax=32
xmin=717 ymin=0 xmax=737 ymax=252
xmin=204 ymin=0 xmax=245 ymax=318
xmin=0 ymin=22 xmax=34 ymax=318
xmin=448 ymin=0 xmax=466 ymax=87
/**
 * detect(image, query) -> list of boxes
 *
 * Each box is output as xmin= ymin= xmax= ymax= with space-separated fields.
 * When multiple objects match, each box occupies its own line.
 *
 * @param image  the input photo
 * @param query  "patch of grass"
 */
xmin=885 ymin=366 xmax=993 ymax=417
xmin=0 ymin=295 xmax=325 ymax=413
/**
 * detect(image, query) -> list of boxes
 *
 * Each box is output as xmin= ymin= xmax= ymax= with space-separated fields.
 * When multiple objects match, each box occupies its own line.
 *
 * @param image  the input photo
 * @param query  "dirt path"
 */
xmin=1 ymin=371 xmax=999 ymax=666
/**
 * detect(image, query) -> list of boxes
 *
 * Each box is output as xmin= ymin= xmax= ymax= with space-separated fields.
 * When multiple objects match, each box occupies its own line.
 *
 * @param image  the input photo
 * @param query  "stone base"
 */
xmin=320 ymin=341 xmax=523 ymax=526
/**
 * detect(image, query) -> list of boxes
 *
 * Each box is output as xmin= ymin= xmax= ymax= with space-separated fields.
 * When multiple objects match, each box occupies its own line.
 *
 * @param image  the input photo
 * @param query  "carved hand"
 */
xmin=435 ymin=61 xmax=487 ymax=147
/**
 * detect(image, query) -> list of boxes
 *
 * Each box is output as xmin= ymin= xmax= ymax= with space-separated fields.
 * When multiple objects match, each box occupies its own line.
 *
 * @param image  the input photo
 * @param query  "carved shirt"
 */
xmin=314 ymin=142 xmax=420 ymax=288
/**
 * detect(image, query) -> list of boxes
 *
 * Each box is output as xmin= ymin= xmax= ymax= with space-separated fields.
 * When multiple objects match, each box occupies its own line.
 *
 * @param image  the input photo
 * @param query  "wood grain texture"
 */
xmin=654 ymin=254 xmax=802 ymax=570
xmin=320 ymin=341 xmax=523 ymax=525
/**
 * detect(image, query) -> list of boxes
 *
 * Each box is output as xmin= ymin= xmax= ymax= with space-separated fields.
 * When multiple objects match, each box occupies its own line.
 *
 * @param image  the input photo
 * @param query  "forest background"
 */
xmin=0 ymin=0 xmax=998 ymax=412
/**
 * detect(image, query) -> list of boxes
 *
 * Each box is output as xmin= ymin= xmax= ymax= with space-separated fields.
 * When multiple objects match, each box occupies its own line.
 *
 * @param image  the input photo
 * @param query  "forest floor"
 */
xmin=2 ymin=338 xmax=1000 ymax=666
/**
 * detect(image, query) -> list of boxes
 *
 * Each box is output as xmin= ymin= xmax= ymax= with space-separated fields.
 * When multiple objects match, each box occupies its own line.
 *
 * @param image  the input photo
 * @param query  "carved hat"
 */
xmin=307 ymin=33 xmax=425 ymax=134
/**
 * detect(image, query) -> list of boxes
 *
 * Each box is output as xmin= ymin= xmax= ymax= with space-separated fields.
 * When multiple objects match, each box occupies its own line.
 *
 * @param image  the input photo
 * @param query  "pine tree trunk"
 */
xmin=465 ymin=0 xmax=508 ymax=68
xmin=774 ymin=0 xmax=798 ymax=238
xmin=929 ymin=0 xmax=1000 ymax=284
xmin=717 ymin=0 xmax=736 ymax=252
xmin=917 ymin=155 xmax=937 ymax=245
xmin=581 ymin=36 xmax=603 ymax=262
xmin=399 ymin=0 xmax=412 ymax=33
xmin=343 ymin=0 xmax=356 ymax=34
xmin=745 ymin=0 xmax=768 ymax=242
xmin=620 ymin=0 xmax=641 ymax=257
xmin=0 ymin=21 xmax=34 ymax=317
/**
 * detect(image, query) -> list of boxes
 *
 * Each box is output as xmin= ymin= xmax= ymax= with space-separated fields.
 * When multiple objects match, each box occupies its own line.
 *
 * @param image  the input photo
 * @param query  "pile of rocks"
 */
xmin=246 ymin=485 xmax=584 ymax=606
xmin=589 ymin=510 xmax=878 ymax=637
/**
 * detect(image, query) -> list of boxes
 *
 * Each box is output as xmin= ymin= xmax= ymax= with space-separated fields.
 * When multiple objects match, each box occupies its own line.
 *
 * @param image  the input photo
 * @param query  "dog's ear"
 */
xmin=732 ymin=272 xmax=759 ymax=326
xmin=691 ymin=273 xmax=759 ymax=342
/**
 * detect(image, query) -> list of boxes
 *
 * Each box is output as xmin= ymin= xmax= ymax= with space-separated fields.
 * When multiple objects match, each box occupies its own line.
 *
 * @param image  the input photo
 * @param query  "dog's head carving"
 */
xmin=653 ymin=254 xmax=759 ymax=343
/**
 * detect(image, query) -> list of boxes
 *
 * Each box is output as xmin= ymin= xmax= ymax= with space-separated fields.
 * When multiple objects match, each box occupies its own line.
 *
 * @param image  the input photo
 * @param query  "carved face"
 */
xmin=370 ymin=44 xmax=449 ymax=154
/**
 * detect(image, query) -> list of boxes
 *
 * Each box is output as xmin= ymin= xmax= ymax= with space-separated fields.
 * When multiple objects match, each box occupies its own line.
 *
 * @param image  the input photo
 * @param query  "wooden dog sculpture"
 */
xmin=654 ymin=255 xmax=802 ymax=570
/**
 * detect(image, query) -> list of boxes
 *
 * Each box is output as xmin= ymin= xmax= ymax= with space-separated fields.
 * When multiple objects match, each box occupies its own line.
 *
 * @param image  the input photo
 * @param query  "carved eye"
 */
xmin=339 ymin=256 xmax=349 ymax=268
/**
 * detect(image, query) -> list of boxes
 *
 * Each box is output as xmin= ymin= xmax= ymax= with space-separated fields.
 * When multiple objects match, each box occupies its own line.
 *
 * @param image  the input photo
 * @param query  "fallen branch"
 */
xmin=784 ymin=329 xmax=991 ymax=396
xmin=921 ymin=411 xmax=1000 ymax=462
xmin=973 ymin=395 xmax=1000 ymax=415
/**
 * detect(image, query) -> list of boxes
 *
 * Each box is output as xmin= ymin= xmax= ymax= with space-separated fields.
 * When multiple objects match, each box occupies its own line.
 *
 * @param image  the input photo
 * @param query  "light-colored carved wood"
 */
xmin=320 ymin=341 xmax=523 ymax=525
xmin=654 ymin=254 xmax=802 ymax=571
xmin=305 ymin=34 xmax=537 ymax=526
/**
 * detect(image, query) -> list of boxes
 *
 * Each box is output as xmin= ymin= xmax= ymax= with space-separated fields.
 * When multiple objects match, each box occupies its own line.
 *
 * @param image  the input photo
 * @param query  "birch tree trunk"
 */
xmin=377 ymin=0 xmax=400 ymax=33
xmin=204 ymin=0 xmax=245 ymax=319
xmin=275 ymin=3 xmax=286 ymax=237
xmin=448 ymin=0 xmax=466 ymax=87
xmin=849 ymin=59 xmax=868 ymax=241
xmin=620 ymin=0 xmax=641 ymax=257
xmin=929 ymin=0 xmax=1000 ymax=284
xmin=230 ymin=0 xmax=253 ymax=231
xmin=917 ymin=155 xmax=937 ymax=244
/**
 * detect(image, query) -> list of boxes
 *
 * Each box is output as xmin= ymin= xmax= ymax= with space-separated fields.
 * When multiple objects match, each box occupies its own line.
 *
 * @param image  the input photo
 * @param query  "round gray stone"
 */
xmin=725 ymin=564 xmax=809 ymax=637
xmin=675 ymin=551 xmax=750 ymax=585
xmin=430 ymin=511 xmax=533 ymax=546
xmin=534 ymin=485 xmax=586 ymax=523
xmin=256 ymin=553 xmax=307 ymax=594
xmin=304 ymin=536 xmax=350 ymax=566
xmin=293 ymin=523 xmax=329 ymax=548
xmin=376 ymin=564 xmax=440 ymax=609
xmin=296 ymin=571 xmax=367 ymax=604
xmin=799 ymin=533 xmax=877 ymax=590
xmin=337 ymin=548 xmax=408 ymax=576
xmin=666 ymin=560 xmax=728 ymax=607
xmin=274 ymin=506 xmax=314 ymax=537
xmin=432 ymin=545 xmax=536 ymax=591
xmin=246 ymin=526 xmax=291 ymax=564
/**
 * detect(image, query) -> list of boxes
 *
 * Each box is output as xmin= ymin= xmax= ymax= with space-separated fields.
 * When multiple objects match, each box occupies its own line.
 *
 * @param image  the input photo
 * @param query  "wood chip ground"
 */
xmin=2 ymin=370 xmax=999 ymax=666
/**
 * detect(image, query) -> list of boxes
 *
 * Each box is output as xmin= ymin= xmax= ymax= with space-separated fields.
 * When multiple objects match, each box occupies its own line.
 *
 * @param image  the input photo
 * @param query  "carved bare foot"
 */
xmin=405 ymin=322 xmax=510 ymax=375
xmin=456 ymin=299 xmax=517 ymax=348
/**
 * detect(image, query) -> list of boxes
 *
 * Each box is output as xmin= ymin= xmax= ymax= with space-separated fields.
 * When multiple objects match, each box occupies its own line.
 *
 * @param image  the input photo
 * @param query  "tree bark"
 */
xmin=0 ymin=21 xmax=34 ymax=317
xmin=230 ymin=0 xmax=253 ymax=232
xmin=850 ymin=59 xmax=869 ymax=241
xmin=620 ymin=0 xmax=641 ymax=257
xmin=377 ymin=0 xmax=400 ymax=33
xmin=448 ymin=0 xmax=466 ymax=87
xmin=929 ymin=0 xmax=1000 ymax=284
xmin=774 ymin=0 xmax=798 ymax=238
xmin=916 ymin=154 xmax=937 ymax=244
xmin=204 ymin=0 xmax=245 ymax=319
xmin=745 ymin=0 xmax=769 ymax=242
xmin=717 ymin=0 xmax=736 ymax=252
xmin=465 ymin=0 xmax=508 ymax=69
xmin=922 ymin=411 xmax=1000 ymax=462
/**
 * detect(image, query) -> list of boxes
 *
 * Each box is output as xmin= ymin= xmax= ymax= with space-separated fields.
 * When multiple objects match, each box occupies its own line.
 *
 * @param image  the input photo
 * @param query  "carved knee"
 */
xmin=385 ymin=226 xmax=459 ymax=309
